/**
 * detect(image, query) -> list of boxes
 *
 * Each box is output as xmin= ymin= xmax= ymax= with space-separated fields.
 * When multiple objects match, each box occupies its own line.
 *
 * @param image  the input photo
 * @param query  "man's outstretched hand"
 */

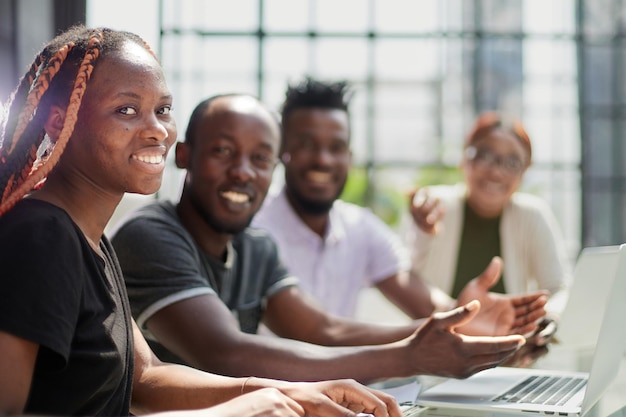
xmin=407 ymin=300 xmax=526 ymax=379
xmin=455 ymin=257 xmax=548 ymax=337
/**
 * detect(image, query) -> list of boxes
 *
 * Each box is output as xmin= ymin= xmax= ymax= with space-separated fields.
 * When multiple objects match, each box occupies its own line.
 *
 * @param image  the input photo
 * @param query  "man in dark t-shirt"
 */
xmin=113 ymin=200 xmax=298 ymax=363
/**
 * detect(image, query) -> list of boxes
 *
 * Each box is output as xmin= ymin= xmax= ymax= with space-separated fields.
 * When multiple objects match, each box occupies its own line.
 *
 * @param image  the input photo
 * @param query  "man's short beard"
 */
xmin=190 ymin=192 xmax=253 ymax=235
xmin=287 ymin=179 xmax=346 ymax=216
xmin=294 ymin=196 xmax=334 ymax=216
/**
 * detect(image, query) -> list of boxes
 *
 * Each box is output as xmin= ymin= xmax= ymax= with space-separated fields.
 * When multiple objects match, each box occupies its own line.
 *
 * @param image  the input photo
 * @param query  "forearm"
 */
xmin=132 ymin=362 xmax=338 ymax=416
xmin=131 ymin=362 xmax=244 ymax=415
xmin=377 ymin=272 xmax=454 ymax=320
xmin=189 ymin=333 xmax=414 ymax=384
xmin=381 ymin=286 xmax=435 ymax=320
xmin=428 ymin=285 xmax=457 ymax=313
xmin=307 ymin=316 xmax=421 ymax=346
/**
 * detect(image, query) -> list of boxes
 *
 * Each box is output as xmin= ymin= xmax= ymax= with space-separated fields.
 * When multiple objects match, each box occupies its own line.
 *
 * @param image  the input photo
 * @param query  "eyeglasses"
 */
xmin=465 ymin=146 xmax=526 ymax=175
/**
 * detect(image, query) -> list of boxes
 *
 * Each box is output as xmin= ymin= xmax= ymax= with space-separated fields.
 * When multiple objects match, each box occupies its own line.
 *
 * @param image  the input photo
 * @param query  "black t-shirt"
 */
xmin=0 ymin=199 xmax=133 ymax=416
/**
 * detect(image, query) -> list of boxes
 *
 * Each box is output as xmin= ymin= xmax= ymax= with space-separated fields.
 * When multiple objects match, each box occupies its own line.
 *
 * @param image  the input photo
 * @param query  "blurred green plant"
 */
xmin=414 ymin=164 xmax=462 ymax=188
xmin=339 ymin=166 xmax=369 ymax=206
xmin=340 ymin=164 xmax=463 ymax=227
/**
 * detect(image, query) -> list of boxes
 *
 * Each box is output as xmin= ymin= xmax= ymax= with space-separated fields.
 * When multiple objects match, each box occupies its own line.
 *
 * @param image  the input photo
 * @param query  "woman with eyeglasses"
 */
xmin=405 ymin=112 xmax=571 ymax=339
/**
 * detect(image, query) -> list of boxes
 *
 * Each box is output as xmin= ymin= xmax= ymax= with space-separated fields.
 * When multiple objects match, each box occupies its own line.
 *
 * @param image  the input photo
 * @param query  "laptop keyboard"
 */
xmin=492 ymin=375 xmax=587 ymax=406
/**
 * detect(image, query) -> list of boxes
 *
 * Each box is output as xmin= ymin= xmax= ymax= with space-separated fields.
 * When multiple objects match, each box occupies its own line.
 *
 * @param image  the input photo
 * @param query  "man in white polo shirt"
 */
xmin=254 ymin=77 xmax=531 ymax=323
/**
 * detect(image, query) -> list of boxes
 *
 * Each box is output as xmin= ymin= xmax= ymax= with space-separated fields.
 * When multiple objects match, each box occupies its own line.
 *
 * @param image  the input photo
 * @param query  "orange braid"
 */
xmin=0 ymin=174 xmax=15 ymax=203
xmin=0 ymin=52 xmax=45 ymax=204
xmin=0 ymin=43 xmax=74 ymax=211
xmin=0 ymin=31 xmax=102 ymax=216
xmin=26 ymin=54 xmax=44 ymax=88
xmin=1 ymin=53 xmax=43 ymax=147
xmin=6 ymin=42 xmax=74 ymax=155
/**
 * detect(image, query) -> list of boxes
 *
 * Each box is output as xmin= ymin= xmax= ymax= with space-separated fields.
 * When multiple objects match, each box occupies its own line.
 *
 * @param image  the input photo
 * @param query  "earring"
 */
xmin=37 ymin=133 xmax=55 ymax=161
xmin=281 ymin=153 xmax=291 ymax=164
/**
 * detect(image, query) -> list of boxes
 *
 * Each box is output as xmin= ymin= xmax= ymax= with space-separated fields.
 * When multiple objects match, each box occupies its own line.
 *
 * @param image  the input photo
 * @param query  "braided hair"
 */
xmin=0 ymin=25 xmax=156 ymax=216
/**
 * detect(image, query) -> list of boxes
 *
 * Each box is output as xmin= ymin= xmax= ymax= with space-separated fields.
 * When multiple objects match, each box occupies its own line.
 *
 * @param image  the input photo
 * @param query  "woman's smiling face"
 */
xmin=462 ymin=127 xmax=530 ymax=218
xmin=61 ymin=41 xmax=176 ymax=197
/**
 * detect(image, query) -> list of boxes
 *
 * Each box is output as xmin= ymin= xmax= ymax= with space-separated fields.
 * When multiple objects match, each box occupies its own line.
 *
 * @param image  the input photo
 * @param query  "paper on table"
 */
xmin=378 ymin=380 xmax=422 ymax=406
xmin=358 ymin=378 xmax=423 ymax=417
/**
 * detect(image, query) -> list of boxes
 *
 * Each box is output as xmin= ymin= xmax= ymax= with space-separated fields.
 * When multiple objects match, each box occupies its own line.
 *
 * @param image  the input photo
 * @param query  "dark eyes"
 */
xmin=117 ymin=105 xmax=172 ymax=116
xmin=118 ymin=107 xmax=137 ymax=115
xmin=210 ymin=146 xmax=276 ymax=170
xmin=158 ymin=105 xmax=173 ymax=115
xmin=294 ymin=138 xmax=348 ymax=155
xmin=211 ymin=146 xmax=233 ymax=158
xmin=251 ymin=153 xmax=274 ymax=165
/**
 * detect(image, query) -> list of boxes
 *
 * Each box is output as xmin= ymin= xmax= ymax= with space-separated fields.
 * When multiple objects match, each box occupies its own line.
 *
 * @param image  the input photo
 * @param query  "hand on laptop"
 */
xmin=454 ymin=256 xmax=549 ymax=337
xmin=407 ymin=300 xmax=526 ymax=379
xmin=276 ymin=379 xmax=403 ymax=417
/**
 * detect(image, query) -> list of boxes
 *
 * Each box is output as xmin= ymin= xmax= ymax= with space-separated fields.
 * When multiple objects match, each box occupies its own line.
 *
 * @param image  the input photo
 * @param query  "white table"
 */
xmin=370 ymin=347 xmax=626 ymax=416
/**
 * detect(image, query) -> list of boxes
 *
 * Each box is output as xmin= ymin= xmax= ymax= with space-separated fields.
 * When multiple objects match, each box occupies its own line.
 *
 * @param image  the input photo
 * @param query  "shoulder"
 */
xmin=234 ymin=227 xmax=285 ymax=268
xmin=111 ymin=200 xmax=179 ymax=236
xmin=504 ymin=192 xmax=563 ymax=234
xmin=333 ymin=199 xmax=376 ymax=221
xmin=508 ymin=192 xmax=553 ymax=216
xmin=332 ymin=200 xmax=401 ymax=240
xmin=0 ymin=200 xmax=89 ymax=288
xmin=110 ymin=200 xmax=194 ymax=255
xmin=330 ymin=199 xmax=390 ymax=232
xmin=235 ymin=227 xmax=280 ymax=251
xmin=126 ymin=200 xmax=177 ymax=223
xmin=253 ymin=187 xmax=289 ymax=227
xmin=1 ymin=198 xmax=72 ymax=225
xmin=0 ymin=199 xmax=82 ymax=248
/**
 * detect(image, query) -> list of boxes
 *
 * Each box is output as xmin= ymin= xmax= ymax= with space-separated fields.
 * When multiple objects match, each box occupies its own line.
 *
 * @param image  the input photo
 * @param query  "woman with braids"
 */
xmin=0 ymin=25 xmax=401 ymax=417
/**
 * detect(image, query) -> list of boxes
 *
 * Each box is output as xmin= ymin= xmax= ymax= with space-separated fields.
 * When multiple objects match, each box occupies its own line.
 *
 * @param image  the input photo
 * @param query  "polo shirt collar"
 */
xmin=277 ymin=187 xmax=346 ymax=245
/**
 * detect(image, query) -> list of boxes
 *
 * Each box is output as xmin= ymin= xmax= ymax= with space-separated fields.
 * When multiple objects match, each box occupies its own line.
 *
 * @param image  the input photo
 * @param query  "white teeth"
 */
xmin=133 ymin=154 xmax=163 ymax=164
xmin=307 ymin=171 xmax=331 ymax=183
xmin=221 ymin=191 xmax=250 ymax=203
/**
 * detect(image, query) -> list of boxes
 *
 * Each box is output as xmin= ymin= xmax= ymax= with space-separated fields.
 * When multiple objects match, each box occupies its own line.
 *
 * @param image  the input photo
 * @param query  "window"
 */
xmin=88 ymin=0 xmax=626 ymax=252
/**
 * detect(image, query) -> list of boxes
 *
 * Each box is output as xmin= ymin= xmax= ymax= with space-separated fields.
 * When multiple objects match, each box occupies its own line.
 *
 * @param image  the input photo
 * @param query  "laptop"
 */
xmin=555 ymin=245 xmax=620 ymax=349
xmin=415 ymin=243 xmax=626 ymax=417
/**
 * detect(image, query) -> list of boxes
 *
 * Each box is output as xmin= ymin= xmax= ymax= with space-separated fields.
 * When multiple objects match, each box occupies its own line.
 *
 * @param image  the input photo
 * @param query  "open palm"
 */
xmin=455 ymin=257 xmax=548 ymax=337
